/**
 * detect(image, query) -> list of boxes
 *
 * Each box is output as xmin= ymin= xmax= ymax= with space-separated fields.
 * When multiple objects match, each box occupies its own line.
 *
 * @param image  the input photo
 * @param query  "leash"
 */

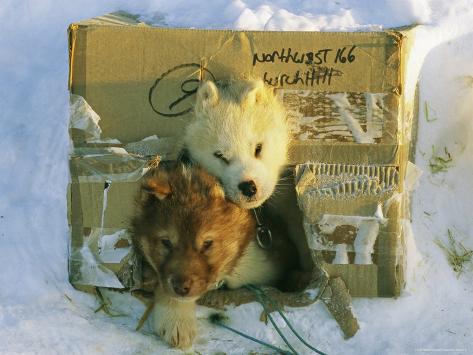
xmin=246 ymin=285 xmax=299 ymax=355
xmin=245 ymin=284 xmax=327 ymax=355
xmin=209 ymin=313 xmax=293 ymax=355
xmin=247 ymin=210 xmax=327 ymax=354
xmin=209 ymin=285 xmax=327 ymax=354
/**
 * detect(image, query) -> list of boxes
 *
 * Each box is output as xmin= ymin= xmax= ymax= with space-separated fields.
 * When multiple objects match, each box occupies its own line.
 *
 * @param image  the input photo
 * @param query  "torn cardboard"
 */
xmin=295 ymin=162 xmax=404 ymax=297
xmin=68 ymin=148 xmax=147 ymax=290
xmin=67 ymin=12 xmax=419 ymax=301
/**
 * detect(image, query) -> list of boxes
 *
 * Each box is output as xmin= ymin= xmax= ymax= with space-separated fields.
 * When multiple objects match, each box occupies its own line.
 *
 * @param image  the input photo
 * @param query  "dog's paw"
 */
xmin=154 ymin=305 xmax=197 ymax=349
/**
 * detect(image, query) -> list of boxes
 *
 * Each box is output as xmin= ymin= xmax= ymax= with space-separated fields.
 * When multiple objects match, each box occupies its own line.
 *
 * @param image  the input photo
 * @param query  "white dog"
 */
xmin=182 ymin=79 xmax=289 ymax=209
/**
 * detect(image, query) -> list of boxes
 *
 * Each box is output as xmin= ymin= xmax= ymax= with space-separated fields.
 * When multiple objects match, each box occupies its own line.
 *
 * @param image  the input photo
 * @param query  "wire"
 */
xmin=209 ymin=313 xmax=292 ymax=355
xmin=246 ymin=284 xmax=327 ymax=355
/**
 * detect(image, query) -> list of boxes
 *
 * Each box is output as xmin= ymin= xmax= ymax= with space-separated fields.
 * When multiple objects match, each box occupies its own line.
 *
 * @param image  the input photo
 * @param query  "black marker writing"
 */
xmin=149 ymin=63 xmax=216 ymax=118
xmin=253 ymin=48 xmax=334 ymax=66
xmin=334 ymin=46 xmax=356 ymax=64
xmin=263 ymin=67 xmax=342 ymax=87
xmin=253 ymin=46 xmax=356 ymax=66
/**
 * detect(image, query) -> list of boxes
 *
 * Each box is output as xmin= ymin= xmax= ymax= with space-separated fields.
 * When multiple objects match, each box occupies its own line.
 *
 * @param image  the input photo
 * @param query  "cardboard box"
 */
xmin=67 ymin=12 xmax=418 ymax=297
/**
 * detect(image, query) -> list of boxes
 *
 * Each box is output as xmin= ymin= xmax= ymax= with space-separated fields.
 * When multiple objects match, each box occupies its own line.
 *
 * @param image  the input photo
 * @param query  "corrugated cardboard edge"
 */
xmin=68 ymin=24 xmax=77 ymax=91
xmin=68 ymin=24 xmax=86 ymax=96
xmin=386 ymin=25 xmax=419 ymax=297
xmin=379 ymin=27 xmax=405 ymax=297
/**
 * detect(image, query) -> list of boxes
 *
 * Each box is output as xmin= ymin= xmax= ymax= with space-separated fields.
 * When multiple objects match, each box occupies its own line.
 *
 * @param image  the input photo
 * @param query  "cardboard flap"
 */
xmin=69 ymin=13 xmax=407 ymax=148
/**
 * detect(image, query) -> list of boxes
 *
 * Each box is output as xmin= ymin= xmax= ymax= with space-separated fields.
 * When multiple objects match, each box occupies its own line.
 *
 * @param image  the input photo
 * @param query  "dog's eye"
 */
xmin=255 ymin=143 xmax=263 ymax=158
xmin=214 ymin=151 xmax=229 ymax=165
xmin=161 ymin=239 xmax=173 ymax=250
xmin=201 ymin=240 xmax=213 ymax=252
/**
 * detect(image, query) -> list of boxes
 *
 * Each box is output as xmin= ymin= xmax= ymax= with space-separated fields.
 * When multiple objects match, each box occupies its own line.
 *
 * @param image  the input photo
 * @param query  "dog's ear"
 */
xmin=196 ymin=80 xmax=219 ymax=111
xmin=243 ymin=79 xmax=266 ymax=107
xmin=142 ymin=169 xmax=171 ymax=200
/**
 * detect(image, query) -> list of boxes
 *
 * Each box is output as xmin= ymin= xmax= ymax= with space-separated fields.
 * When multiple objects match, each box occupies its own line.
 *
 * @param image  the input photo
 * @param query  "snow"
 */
xmin=1 ymin=0 xmax=473 ymax=354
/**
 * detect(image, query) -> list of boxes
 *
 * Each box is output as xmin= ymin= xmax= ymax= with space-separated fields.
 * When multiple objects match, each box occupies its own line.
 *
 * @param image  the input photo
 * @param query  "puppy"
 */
xmin=182 ymin=79 xmax=289 ymax=209
xmin=131 ymin=162 xmax=297 ymax=349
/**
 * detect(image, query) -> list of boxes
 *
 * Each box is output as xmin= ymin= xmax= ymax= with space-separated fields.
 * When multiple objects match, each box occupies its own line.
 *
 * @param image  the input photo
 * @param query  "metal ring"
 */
xmin=256 ymin=225 xmax=273 ymax=250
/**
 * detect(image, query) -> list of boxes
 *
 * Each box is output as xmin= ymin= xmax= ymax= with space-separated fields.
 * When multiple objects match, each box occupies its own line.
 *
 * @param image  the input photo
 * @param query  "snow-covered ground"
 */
xmin=1 ymin=1 xmax=472 ymax=354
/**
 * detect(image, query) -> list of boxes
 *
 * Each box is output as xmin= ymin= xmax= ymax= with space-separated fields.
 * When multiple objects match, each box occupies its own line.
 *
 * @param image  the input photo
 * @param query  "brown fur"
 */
xmin=132 ymin=162 xmax=255 ymax=298
xmin=131 ymin=161 xmax=297 ymax=348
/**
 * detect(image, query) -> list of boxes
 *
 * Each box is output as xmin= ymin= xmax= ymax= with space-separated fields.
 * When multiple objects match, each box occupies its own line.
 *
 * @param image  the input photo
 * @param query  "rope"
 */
xmin=246 ymin=284 xmax=327 ymax=355
xmin=247 ymin=287 xmax=299 ymax=354
xmin=208 ymin=313 xmax=292 ymax=355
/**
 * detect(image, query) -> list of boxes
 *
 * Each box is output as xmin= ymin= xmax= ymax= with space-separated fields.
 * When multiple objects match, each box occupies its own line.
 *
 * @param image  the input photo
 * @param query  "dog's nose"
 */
xmin=172 ymin=277 xmax=192 ymax=296
xmin=238 ymin=180 xmax=257 ymax=197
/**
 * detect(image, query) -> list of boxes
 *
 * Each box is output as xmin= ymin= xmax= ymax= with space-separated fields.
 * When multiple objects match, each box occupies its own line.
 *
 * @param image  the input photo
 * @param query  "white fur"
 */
xmin=153 ymin=289 xmax=198 ymax=349
xmin=223 ymin=240 xmax=283 ymax=289
xmin=183 ymin=79 xmax=289 ymax=208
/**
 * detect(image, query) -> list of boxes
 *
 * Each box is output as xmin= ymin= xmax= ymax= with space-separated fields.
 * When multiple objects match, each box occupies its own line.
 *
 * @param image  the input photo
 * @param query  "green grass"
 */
xmin=424 ymin=101 xmax=438 ymax=122
xmin=94 ymin=288 xmax=125 ymax=317
xmin=435 ymin=229 xmax=473 ymax=277
xmin=429 ymin=146 xmax=453 ymax=174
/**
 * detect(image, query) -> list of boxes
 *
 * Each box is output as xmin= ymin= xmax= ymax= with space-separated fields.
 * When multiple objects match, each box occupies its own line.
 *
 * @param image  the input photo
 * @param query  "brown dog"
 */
xmin=131 ymin=162 xmax=297 ymax=349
